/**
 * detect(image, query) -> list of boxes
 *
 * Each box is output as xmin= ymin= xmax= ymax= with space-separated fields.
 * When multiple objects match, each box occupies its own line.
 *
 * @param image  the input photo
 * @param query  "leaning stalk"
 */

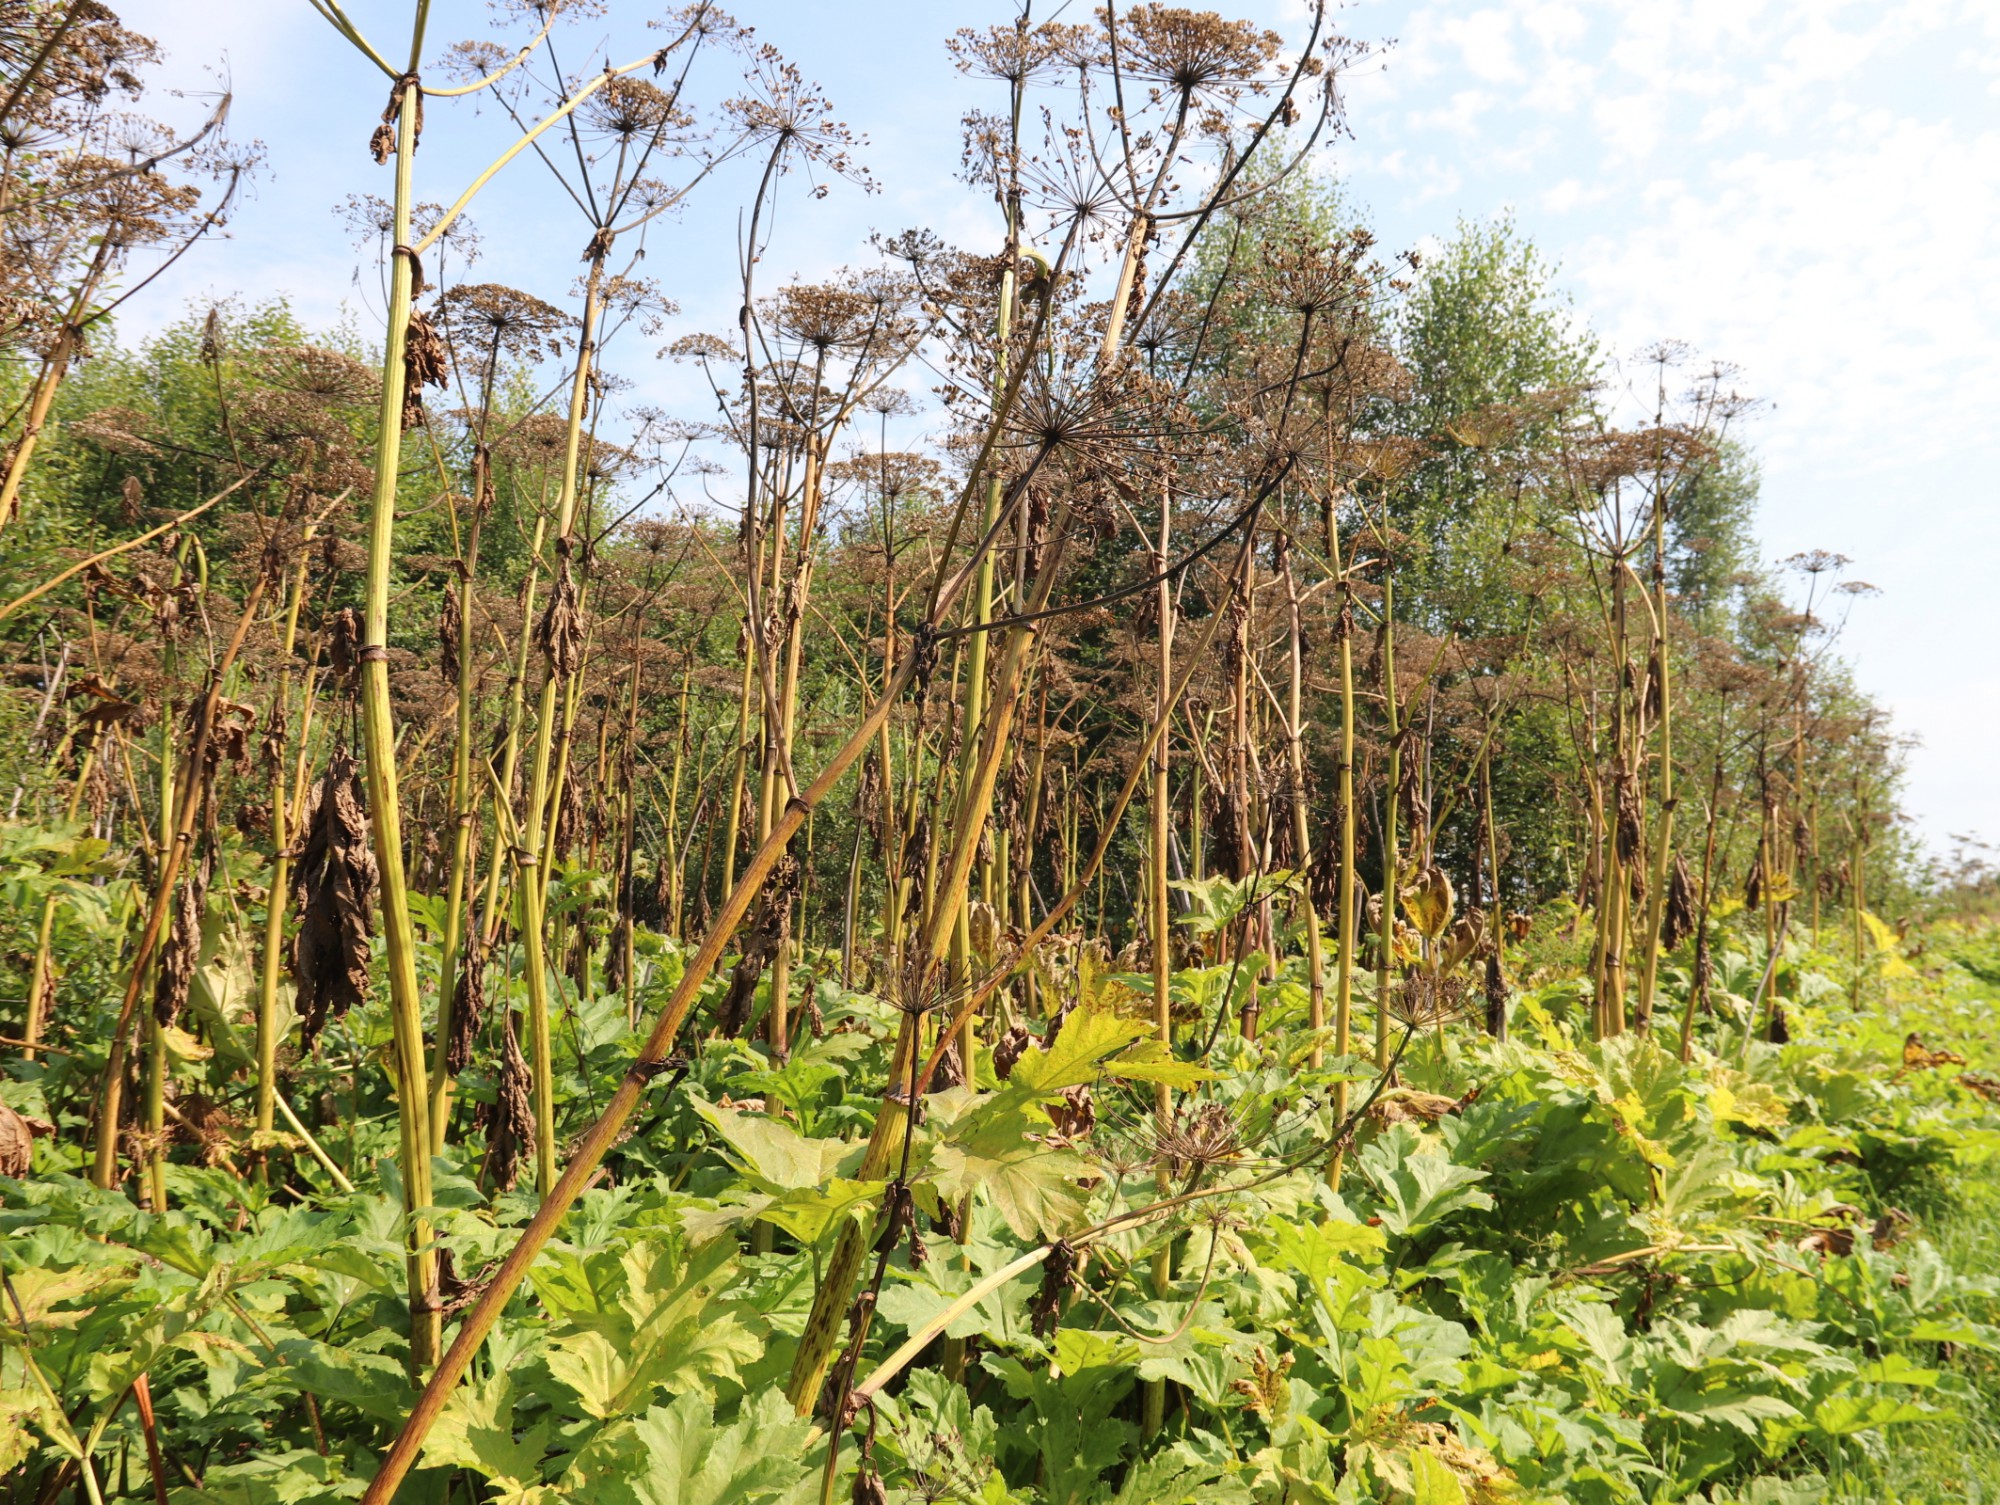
xmin=514 ymin=262 xmax=606 ymax=1197
xmin=256 ymin=543 xmax=314 ymax=1150
xmin=1375 ymin=572 xmax=1399 ymax=1069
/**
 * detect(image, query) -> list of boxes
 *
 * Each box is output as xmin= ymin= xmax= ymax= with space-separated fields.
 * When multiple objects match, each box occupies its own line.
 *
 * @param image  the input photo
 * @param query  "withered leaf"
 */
xmin=289 ymin=748 xmax=378 ymax=1049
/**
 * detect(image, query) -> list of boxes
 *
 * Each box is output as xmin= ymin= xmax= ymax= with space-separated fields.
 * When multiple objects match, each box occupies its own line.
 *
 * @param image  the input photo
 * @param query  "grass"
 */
xmin=1824 ymin=1163 xmax=2000 ymax=1503
xmin=1823 ymin=929 xmax=2000 ymax=1504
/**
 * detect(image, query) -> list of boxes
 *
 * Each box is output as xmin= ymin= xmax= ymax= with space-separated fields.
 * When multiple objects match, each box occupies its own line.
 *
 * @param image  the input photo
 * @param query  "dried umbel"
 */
xmin=947 ymin=19 xmax=1089 ymax=84
xmin=260 ymin=343 xmax=380 ymax=407
xmin=1150 ymin=1100 xmax=1244 ymax=1181
xmin=768 ymin=280 xmax=879 ymax=356
xmin=437 ymin=282 xmax=569 ymax=370
xmin=288 ymin=748 xmax=379 ymax=1049
xmin=1262 ymin=231 xmax=1374 ymax=319
xmin=1392 ymin=972 xmax=1475 ymax=1030
xmin=1115 ymin=4 xmax=1284 ymax=101
xmin=582 ymin=75 xmax=686 ymax=146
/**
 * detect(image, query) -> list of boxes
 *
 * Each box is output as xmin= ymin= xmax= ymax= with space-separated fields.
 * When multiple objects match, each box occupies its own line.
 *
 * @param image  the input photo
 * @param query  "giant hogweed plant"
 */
xmin=0 ymin=2 xmax=1978 ymax=1504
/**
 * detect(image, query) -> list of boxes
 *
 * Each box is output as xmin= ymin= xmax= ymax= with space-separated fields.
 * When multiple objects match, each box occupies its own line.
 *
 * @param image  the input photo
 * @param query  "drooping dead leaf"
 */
xmin=481 ymin=1010 xmax=536 ymax=1193
xmin=1870 ymin=1208 xmax=1913 ymax=1249
xmin=401 ymin=307 xmax=448 ymax=429
xmin=1662 ymin=852 xmax=1697 ymax=950
xmin=534 ymin=555 xmax=585 ymax=680
xmin=1046 ymin=1083 xmax=1095 ymax=1141
xmin=1903 ymin=1032 xmax=1967 ymax=1070
xmin=437 ymin=585 xmax=461 ymax=686
xmin=1958 ymin=1072 xmax=2000 ymax=1103
xmin=1368 ymin=1087 xmax=1466 ymax=1127
xmin=289 ymin=748 xmax=378 ymax=1049
xmin=446 ymin=941 xmax=485 ymax=1076
xmin=1439 ymin=908 xmax=1491 ymax=972
xmin=154 ymin=842 xmax=214 ymax=1029
xmin=0 ymin=1101 xmax=53 ymax=1176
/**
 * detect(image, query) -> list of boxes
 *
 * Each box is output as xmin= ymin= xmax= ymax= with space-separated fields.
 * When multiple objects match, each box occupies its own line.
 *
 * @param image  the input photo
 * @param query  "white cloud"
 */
xmin=1439 ymin=10 xmax=1525 ymax=84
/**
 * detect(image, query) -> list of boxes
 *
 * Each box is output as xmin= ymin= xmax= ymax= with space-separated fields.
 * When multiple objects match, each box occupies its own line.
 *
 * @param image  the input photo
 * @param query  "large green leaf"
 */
xmin=422 ymin=1369 xmax=554 ymax=1503
xmin=543 ymin=1236 xmax=760 ymax=1418
xmin=1366 ymin=1151 xmax=1494 ymax=1240
xmin=605 ymin=1389 xmax=816 ymax=1505
xmin=691 ymin=1097 xmax=857 ymax=1190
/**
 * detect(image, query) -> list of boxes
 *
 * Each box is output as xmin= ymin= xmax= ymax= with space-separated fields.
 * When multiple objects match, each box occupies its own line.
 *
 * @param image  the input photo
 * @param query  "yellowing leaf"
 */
xmin=928 ymin=1133 xmax=1093 ymax=1241
xmin=0 ymin=1267 xmax=131 ymax=1328
xmin=618 ymin=1388 xmax=816 ymax=1505
xmin=542 ymin=1238 xmax=759 ymax=1419
xmin=159 ymin=1024 xmax=213 ymax=1063
xmin=691 ymin=1097 xmax=854 ymax=1190
xmin=1409 ymin=1447 xmax=1469 ymax=1505
xmin=1399 ymin=865 xmax=1456 ymax=941
xmin=1709 ymin=1068 xmax=1791 ymax=1131
xmin=1010 ymin=1004 xmax=1151 ymax=1092
xmin=1862 ymin=910 xmax=1916 ymax=978
xmin=1101 ymin=1037 xmax=1219 ymax=1088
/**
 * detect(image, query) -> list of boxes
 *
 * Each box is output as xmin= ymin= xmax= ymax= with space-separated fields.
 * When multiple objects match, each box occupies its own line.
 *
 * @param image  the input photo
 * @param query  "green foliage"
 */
xmin=6 ymin=920 xmax=1998 ymax=1504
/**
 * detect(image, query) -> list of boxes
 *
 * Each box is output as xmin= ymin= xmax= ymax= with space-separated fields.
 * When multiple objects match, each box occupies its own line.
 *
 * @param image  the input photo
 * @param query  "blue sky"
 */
xmin=122 ymin=0 xmax=2000 ymax=861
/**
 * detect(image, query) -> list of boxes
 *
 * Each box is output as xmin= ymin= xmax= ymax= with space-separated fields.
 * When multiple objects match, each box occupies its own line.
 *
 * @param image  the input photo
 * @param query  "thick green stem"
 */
xmin=354 ymin=75 xmax=439 ymax=1370
xmin=1376 ymin=575 xmax=1399 ymax=1070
